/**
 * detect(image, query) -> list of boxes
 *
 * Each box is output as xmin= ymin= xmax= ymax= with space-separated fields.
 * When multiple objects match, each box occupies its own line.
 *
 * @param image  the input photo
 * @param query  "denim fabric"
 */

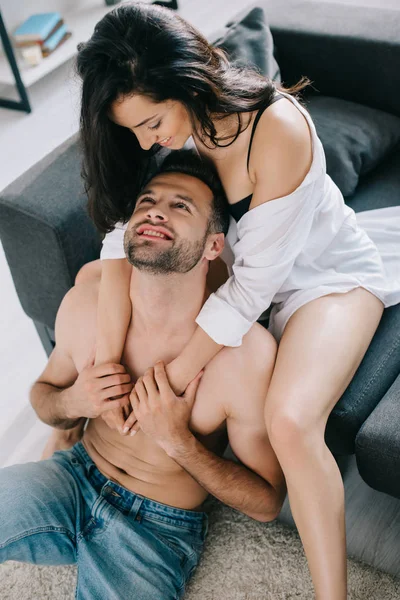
xmin=0 ymin=442 xmax=208 ymax=600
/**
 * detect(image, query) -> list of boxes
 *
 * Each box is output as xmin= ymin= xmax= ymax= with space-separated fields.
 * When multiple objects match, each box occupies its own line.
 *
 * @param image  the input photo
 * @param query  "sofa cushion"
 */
xmin=356 ymin=374 xmax=400 ymax=499
xmin=346 ymin=147 xmax=400 ymax=213
xmin=212 ymin=6 xmax=281 ymax=82
xmin=306 ymin=95 xmax=400 ymax=197
xmin=325 ymin=303 xmax=400 ymax=456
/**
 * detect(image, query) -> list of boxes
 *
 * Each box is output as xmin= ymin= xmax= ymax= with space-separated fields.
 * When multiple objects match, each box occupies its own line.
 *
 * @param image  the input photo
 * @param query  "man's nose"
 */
xmin=145 ymin=205 xmax=168 ymax=221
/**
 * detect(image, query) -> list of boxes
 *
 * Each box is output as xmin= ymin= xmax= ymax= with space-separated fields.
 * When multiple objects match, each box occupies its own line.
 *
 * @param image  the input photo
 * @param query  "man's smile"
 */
xmin=136 ymin=224 xmax=174 ymax=241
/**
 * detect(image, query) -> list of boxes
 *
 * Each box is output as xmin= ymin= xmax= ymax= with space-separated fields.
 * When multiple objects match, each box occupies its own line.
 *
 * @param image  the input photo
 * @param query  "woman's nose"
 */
xmin=137 ymin=131 xmax=157 ymax=151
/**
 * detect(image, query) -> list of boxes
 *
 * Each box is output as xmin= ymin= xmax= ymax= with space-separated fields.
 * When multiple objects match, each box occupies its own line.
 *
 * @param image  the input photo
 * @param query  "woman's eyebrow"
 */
xmin=132 ymin=114 xmax=159 ymax=129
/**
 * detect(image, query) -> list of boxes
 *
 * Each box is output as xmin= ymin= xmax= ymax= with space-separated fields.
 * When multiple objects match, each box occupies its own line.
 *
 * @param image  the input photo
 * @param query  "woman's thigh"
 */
xmin=264 ymin=287 xmax=384 ymax=432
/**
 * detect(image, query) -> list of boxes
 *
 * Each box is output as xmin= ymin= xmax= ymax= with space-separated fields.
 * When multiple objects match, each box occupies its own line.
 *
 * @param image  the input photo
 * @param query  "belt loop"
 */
xmin=130 ymin=495 xmax=145 ymax=521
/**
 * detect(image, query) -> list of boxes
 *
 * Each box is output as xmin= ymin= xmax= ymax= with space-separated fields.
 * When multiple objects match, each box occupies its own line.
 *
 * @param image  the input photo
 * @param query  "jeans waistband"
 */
xmin=72 ymin=441 xmax=207 ymax=531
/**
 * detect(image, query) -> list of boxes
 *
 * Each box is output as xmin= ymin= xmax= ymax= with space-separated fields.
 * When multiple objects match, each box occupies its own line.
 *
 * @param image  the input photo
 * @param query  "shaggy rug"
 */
xmin=1 ymin=499 xmax=399 ymax=600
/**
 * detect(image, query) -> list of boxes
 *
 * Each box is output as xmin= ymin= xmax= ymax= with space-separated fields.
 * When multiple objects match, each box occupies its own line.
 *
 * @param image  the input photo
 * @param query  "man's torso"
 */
xmin=72 ymin=291 xmax=240 ymax=509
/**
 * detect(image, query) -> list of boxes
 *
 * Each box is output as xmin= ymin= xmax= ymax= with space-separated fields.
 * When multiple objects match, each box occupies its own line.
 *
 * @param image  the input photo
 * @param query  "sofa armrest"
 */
xmin=0 ymin=134 xmax=102 ymax=331
xmin=260 ymin=0 xmax=400 ymax=117
xmin=355 ymin=373 xmax=400 ymax=499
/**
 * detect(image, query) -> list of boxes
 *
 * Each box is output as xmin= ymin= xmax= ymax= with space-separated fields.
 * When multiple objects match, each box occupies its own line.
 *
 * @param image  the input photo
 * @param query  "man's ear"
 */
xmin=203 ymin=233 xmax=225 ymax=261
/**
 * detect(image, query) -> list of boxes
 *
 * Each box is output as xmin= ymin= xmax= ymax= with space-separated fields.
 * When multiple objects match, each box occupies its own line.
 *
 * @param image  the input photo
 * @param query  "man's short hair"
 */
xmin=140 ymin=150 xmax=231 ymax=236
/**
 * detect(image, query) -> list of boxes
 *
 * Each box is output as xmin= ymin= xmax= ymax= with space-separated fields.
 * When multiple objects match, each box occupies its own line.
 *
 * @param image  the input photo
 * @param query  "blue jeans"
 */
xmin=0 ymin=442 xmax=208 ymax=599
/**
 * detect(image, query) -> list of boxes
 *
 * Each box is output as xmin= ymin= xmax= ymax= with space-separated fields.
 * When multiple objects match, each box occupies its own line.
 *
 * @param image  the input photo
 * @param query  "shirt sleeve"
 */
xmin=100 ymin=221 xmax=127 ymax=260
xmin=195 ymin=179 xmax=319 ymax=346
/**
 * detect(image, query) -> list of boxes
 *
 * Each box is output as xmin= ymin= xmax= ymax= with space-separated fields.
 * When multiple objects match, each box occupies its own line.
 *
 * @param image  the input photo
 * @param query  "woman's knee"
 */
xmin=75 ymin=260 xmax=102 ymax=285
xmin=265 ymin=400 xmax=323 ymax=457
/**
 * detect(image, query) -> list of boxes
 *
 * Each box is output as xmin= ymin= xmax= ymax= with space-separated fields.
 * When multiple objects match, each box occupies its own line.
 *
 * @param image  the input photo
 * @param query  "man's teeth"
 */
xmin=142 ymin=229 xmax=168 ymax=239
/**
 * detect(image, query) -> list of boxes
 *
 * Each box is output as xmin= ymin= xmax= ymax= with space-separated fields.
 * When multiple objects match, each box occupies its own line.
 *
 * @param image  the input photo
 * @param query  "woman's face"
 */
xmin=110 ymin=94 xmax=194 ymax=151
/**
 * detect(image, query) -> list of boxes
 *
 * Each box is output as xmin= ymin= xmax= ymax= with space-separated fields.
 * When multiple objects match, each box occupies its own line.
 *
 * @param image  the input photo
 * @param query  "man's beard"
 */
xmin=124 ymin=229 xmax=208 ymax=275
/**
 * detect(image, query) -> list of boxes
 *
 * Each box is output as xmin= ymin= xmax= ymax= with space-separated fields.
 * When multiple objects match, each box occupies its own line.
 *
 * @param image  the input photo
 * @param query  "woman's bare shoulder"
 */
xmin=248 ymin=97 xmax=313 ymax=207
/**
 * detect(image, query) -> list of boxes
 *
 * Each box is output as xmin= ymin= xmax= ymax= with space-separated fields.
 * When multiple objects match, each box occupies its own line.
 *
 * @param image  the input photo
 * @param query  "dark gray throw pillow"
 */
xmin=306 ymin=95 xmax=400 ymax=197
xmin=212 ymin=6 xmax=281 ymax=83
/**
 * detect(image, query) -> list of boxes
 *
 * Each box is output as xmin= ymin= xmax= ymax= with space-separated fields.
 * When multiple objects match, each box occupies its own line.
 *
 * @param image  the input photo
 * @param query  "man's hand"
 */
xmin=125 ymin=361 xmax=203 ymax=454
xmin=65 ymin=352 xmax=134 ymax=420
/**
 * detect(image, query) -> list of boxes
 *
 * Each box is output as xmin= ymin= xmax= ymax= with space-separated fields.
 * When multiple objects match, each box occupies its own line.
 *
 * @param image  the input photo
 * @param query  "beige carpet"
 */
xmin=1 ymin=500 xmax=399 ymax=600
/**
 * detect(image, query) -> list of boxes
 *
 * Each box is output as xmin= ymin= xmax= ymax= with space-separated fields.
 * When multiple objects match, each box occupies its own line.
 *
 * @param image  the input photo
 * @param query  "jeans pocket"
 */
xmin=141 ymin=515 xmax=199 ymax=564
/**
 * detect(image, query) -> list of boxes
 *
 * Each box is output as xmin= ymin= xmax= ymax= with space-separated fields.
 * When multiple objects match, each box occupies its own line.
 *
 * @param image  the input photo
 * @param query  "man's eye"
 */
xmin=148 ymin=121 xmax=161 ymax=131
xmin=175 ymin=202 xmax=189 ymax=211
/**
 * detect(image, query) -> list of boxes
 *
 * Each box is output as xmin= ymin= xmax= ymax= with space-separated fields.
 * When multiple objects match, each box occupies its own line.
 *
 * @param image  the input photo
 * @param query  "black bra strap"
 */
xmin=246 ymin=93 xmax=285 ymax=172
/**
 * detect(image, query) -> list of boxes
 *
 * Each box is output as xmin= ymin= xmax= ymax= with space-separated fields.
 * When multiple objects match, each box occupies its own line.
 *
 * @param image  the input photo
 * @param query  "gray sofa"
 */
xmin=1 ymin=0 xmax=400 ymax=578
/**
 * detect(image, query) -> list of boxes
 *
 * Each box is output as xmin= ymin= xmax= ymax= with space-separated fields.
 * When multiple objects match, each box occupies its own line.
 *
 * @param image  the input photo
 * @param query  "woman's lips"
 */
xmin=158 ymin=136 xmax=174 ymax=147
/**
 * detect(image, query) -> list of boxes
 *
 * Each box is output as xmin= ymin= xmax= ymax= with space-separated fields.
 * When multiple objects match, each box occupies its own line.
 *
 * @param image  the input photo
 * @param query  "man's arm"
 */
xmin=168 ymin=433 xmax=282 ymax=522
xmin=30 ymin=287 xmax=133 ymax=429
xmin=129 ymin=359 xmax=284 ymax=522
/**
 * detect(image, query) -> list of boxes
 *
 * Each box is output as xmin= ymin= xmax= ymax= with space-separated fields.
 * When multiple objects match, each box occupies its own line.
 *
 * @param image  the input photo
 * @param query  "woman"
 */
xmin=46 ymin=4 xmax=400 ymax=598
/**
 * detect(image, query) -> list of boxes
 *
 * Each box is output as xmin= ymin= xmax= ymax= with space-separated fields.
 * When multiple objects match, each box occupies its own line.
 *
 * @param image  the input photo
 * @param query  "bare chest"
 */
xmin=75 ymin=332 xmax=226 ymax=438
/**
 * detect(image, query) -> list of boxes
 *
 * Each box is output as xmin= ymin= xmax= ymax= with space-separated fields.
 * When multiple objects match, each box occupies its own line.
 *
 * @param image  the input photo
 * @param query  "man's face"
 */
xmin=124 ymin=172 xmax=217 ymax=274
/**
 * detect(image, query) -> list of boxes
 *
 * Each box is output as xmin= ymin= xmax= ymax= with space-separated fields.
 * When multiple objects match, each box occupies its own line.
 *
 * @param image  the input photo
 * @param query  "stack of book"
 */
xmin=13 ymin=12 xmax=72 ymax=65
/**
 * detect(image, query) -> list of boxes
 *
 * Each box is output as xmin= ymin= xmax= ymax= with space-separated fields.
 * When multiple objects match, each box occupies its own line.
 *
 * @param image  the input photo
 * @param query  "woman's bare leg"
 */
xmin=264 ymin=288 xmax=384 ymax=600
xmin=40 ymin=260 xmax=103 ymax=459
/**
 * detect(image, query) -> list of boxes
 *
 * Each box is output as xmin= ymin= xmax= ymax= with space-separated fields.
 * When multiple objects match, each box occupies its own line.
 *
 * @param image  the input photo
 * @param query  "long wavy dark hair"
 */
xmin=76 ymin=2 xmax=308 ymax=233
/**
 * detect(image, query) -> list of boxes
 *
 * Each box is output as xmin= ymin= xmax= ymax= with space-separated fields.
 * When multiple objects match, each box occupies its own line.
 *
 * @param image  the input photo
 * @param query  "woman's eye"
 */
xmin=139 ymin=196 xmax=155 ymax=204
xmin=149 ymin=121 xmax=161 ymax=131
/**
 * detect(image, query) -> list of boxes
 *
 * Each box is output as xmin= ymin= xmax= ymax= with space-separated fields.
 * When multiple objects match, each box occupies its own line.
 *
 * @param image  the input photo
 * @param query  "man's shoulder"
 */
xmin=58 ymin=281 xmax=99 ymax=317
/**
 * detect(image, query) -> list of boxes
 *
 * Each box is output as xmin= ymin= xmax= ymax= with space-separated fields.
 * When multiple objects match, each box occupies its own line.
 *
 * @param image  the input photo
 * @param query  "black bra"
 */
xmin=229 ymin=93 xmax=285 ymax=223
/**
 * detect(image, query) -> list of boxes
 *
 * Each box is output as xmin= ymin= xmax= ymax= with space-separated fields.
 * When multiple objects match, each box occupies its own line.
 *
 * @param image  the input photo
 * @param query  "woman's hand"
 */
xmin=124 ymin=362 xmax=203 ymax=453
xmin=101 ymin=399 xmax=134 ymax=435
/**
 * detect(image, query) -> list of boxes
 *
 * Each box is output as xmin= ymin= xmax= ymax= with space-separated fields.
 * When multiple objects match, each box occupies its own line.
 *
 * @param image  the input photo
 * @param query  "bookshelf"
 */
xmin=0 ymin=0 xmax=143 ymax=112
xmin=0 ymin=1 xmax=124 ymax=88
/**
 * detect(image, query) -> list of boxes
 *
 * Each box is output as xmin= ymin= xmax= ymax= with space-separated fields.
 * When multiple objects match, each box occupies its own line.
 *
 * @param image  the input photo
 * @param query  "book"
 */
xmin=15 ymin=19 xmax=64 ymax=48
xmin=19 ymin=44 xmax=43 ymax=67
xmin=42 ymin=31 xmax=72 ymax=58
xmin=13 ymin=12 xmax=62 ymax=44
xmin=42 ymin=23 xmax=68 ymax=54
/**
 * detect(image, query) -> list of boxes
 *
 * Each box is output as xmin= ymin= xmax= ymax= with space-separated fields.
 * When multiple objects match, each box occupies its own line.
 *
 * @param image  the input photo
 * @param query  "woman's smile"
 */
xmin=158 ymin=136 xmax=174 ymax=147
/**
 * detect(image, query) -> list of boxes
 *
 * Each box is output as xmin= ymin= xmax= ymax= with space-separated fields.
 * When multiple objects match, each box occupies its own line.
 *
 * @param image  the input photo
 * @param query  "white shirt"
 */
xmin=101 ymin=92 xmax=400 ymax=345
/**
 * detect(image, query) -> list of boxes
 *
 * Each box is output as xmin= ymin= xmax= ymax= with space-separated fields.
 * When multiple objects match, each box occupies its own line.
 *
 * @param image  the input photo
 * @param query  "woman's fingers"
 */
xmin=135 ymin=377 xmax=148 ymax=404
xmin=129 ymin=421 xmax=140 ymax=437
xmin=130 ymin=388 xmax=140 ymax=412
xmin=122 ymin=402 xmax=131 ymax=420
xmin=122 ymin=409 xmax=137 ymax=433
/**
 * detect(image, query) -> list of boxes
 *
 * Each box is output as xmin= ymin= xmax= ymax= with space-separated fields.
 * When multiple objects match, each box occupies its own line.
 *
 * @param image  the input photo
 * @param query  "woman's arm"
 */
xmin=96 ymin=221 xmax=132 ymax=365
xmin=95 ymin=223 xmax=134 ymax=432
xmin=95 ymin=258 xmax=132 ymax=366
xmin=167 ymin=110 xmax=316 ymax=393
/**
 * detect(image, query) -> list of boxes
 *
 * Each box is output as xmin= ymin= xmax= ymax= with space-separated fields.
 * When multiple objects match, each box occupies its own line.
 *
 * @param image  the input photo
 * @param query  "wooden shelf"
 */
xmin=0 ymin=1 xmax=129 ymax=87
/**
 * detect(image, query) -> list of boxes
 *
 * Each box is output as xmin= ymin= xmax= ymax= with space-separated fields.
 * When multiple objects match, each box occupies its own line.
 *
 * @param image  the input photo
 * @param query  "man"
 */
xmin=0 ymin=151 xmax=285 ymax=600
